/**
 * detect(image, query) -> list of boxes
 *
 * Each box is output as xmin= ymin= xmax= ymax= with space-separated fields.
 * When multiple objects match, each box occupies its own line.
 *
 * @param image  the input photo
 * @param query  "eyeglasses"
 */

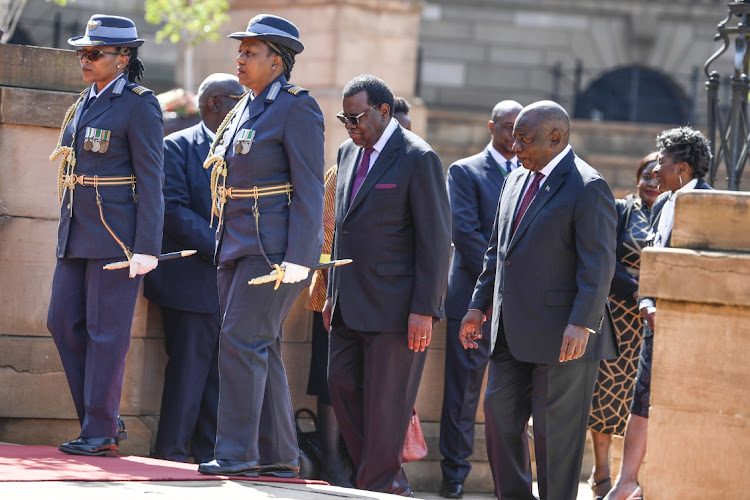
xmin=76 ymin=49 xmax=121 ymax=62
xmin=213 ymin=94 xmax=244 ymax=101
xmin=336 ymin=104 xmax=380 ymax=126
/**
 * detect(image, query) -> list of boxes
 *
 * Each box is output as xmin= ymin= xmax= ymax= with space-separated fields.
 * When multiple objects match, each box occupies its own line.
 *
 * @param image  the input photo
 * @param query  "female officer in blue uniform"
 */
xmin=198 ymin=14 xmax=324 ymax=477
xmin=47 ymin=14 xmax=164 ymax=457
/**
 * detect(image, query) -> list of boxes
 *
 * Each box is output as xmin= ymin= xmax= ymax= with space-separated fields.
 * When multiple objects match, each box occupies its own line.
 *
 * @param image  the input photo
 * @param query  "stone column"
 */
xmin=639 ymin=190 xmax=750 ymax=498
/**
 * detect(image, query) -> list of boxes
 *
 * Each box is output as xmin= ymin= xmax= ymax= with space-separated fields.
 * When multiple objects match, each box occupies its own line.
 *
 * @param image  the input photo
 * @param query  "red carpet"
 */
xmin=0 ymin=444 xmax=327 ymax=484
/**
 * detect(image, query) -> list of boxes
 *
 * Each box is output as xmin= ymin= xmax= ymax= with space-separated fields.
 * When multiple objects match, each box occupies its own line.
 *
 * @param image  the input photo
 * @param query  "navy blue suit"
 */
xmin=212 ymin=75 xmax=325 ymax=465
xmin=47 ymin=75 xmax=164 ymax=439
xmin=440 ymin=147 xmax=514 ymax=486
xmin=144 ymin=122 xmax=220 ymax=463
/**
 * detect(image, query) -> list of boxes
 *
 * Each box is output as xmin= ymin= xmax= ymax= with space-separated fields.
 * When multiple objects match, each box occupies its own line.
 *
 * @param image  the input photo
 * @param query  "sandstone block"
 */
xmin=0 ymin=44 xmax=82 ymax=93
xmin=671 ymin=190 xmax=750 ymax=252
xmin=639 ymin=248 xmax=750 ymax=307
xmin=0 ymin=87 xmax=78 ymax=129
xmin=646 ymin=407 xmax=748 ymax=499
xmin=0 ymin=337 xmax=75 ymax=419
xmin=0 ymin=417 xmax=80 ymax=446
xmin=0 ymin=124 xmax=60 ymax=219
xmin=0 ymin=217 xmax=57 ymax=336
xmin=650 ymin=301 xmax=750 ymax=416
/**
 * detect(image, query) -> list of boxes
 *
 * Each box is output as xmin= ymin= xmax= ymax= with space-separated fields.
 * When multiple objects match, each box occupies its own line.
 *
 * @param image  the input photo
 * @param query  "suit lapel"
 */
xmin=509 ymin=150 xmax=574 ymax=250
xmin=483 ymin=147 xmax=506 ymax=190
xmin=193 ymin=125 xmax=212 ymax=181
xmin=77 ymin=86 xmax=117 ymax=131
xmin=337 ymin=144 xmax=360 ymax=221
xmin=347 ymin=127 xmax=403 ymax=216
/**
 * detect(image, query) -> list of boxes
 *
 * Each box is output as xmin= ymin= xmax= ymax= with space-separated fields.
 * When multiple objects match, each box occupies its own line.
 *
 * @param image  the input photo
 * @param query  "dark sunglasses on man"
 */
xmin=76 ymin=49 xmax=121 ymax=62
xmin=336 ymin=104 xmax=380 ymax=126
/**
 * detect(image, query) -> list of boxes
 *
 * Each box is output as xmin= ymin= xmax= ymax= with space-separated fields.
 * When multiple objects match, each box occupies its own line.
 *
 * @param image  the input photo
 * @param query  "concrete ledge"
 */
xmin=0 ymin=87 xmax=78 ymax=129
xmin=639 ymin=247 xmax=750 ymax=306
xmin=0 ymin=44 xmax=83 ymax=93
xmin=672 ymin=190 xmax=750 ymax=252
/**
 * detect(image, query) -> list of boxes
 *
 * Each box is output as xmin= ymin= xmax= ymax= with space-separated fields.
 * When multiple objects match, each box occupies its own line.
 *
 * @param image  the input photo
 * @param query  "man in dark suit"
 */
xmin=439 ymin=100 xmax=522 ymax=499
xmin=322 ymin=74 xmax=451 ymax=496
xmin=459 ymin=101 xmax=618 ymax=500
xmin=144 ymin=73 xmax=245 ymax=463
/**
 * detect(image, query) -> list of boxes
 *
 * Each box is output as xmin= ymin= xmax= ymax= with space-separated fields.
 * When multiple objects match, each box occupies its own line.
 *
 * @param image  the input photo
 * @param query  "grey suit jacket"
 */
xmin=328 ymin=125 xmax=451 ymax=333
xmin=469 ymin=149 xmax=618 ymax=365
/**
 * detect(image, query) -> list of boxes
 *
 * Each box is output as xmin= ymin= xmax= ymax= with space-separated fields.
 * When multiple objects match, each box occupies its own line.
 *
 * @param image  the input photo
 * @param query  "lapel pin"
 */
xmin=545 ymin=185 xmax=550 ymax=191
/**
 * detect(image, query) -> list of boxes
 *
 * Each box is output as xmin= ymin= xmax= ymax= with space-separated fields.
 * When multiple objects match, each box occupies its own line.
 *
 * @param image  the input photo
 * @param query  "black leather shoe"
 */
xmin=116 ymin=416 xmax=127 ymax=442
xmin=439 ymin=480 xmax=464 ymax=499
xmin=259 ymin=458 xmax=300 ymax=478
xmin=60 ymin=436 xmax=118 ymax=457
xmin=198 ymin=459 xmax=260 ymax=477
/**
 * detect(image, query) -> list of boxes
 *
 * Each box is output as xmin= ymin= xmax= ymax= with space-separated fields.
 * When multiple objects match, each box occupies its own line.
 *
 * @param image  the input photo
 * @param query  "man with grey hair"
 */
xmin=439 ymin=100 xmax=522 ymax=499
xmin=460 ymin=101 xmax=618 ymax=500
xmin=145 ymin=73 xmax=245 ymax=463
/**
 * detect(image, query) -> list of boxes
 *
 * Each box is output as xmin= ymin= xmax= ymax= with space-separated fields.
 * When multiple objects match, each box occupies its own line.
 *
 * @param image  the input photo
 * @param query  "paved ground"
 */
xmin=0 ymin=479 xmax=593 ymax=499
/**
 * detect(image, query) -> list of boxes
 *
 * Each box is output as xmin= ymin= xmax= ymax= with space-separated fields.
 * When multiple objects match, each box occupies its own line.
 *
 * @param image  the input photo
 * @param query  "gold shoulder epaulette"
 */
xmin=283 ymin=85 xmax=308 ymax=96
xmin=127 ymin=84 xmax=153 ymax=96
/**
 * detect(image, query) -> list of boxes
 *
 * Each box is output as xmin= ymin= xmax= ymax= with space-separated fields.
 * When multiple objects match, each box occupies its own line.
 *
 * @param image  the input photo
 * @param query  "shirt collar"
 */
xmin=89 ymin=74 xmax=124 ymax=99
xmin=201 ymin=121 xmax=216 ymax=142
xmin=537 ymin=144 xmax=571 ymax=178
xmin=488 ymin=144 xmax=518 ymax=172
xmin=371 ymin=117 xmax=399 ymax=154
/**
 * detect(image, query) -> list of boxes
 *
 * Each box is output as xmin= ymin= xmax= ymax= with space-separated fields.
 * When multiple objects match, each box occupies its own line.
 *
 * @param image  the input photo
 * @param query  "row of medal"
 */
xmin=233 ymin=128 xmax=255 ymax=155
xmin=83 ymin=127 xmax=111 ymax=153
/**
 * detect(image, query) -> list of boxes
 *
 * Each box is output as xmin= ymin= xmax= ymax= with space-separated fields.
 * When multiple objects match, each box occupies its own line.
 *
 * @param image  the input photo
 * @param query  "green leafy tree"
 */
xmin=144 ymin=0 xmax=231 ymax=91
xmin=144 ymin=0 xmax=230 ymax=45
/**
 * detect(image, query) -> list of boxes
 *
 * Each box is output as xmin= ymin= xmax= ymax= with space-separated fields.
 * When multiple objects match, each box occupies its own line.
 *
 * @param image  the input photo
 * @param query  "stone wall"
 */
xmin=417 ymin=0 xmax=731 ymax=127
xmin=638 ymin=190 xmax=750 ymax=498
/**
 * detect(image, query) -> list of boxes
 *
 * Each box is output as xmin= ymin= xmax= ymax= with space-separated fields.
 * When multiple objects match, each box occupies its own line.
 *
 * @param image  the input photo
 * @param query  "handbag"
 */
xmin=402 ymin=407 xmax=428 ymax=462
xmin=295 ymin=408 xmax=324 ymax=479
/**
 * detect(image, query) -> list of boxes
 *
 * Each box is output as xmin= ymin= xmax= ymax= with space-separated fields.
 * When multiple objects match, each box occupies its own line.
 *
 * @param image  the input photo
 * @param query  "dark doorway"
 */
xmin=575 ymin=66 xmax=690 ymax=125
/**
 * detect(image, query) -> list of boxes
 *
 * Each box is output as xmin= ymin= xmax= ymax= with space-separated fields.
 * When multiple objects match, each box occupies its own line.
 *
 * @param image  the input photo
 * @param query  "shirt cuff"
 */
xmin=639 ymin=298 xmax=655 ymax=310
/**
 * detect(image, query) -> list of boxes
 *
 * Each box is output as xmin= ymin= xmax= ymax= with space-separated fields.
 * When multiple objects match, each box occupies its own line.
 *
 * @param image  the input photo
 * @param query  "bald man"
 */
xmin=459 ymin=101 xmax=618 ymax=500
xmin=145 ymin=73 xmax=246 ymax=463
xmin=438 ymin=100 xmax=522 ymax=499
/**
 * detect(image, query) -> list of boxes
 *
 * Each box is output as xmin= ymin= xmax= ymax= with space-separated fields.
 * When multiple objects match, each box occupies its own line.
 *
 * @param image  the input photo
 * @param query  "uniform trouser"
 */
xmin=213 ymin=255 xmax=304 ymax=463
xmin=328 ymin=324 xmax=427 ymax=496
xmin=154 ymin=307 xmax=221 ymax=463
xmin=484 ymin=327 xmax=598 ymax=500
xmin=439 ymin=317 xmax=491 ymax=485
xmin=47 ymin=257 xmax=142 ymax=438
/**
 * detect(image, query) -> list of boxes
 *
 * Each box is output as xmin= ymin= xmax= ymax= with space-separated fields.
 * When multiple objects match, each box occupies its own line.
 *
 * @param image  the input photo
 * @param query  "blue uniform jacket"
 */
xmin=57 ymin=77 xmax=164 ymax=259
xmin=445 ymin=146 xmax=508 ymax=320
xmin=144 ymin=122 xmax=219 ymax=314
xmin=217 ymin=75 xmax=325 ymax=267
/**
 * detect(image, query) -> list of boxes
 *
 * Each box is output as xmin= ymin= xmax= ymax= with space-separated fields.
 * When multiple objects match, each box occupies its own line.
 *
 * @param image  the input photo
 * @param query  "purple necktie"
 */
xmin=512 ymin=172 xmax=545 ymax=234
xmin=349 ymin=147 xmax=374 ymax=205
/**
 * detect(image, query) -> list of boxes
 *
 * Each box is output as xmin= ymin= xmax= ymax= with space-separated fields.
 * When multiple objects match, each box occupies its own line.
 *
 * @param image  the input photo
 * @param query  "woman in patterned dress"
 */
xmin=587 ymin=152 xmax=661 ymax=499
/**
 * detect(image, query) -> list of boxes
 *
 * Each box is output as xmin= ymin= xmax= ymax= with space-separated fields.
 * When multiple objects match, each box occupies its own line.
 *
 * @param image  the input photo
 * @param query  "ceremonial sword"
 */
xmin=248 ymin=259 xmax=353 ymax=290
xmin=102 ymin=250 xmax=198 ymax=270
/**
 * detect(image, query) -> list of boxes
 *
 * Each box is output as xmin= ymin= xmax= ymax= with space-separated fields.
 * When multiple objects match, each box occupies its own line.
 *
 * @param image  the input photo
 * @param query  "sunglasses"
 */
xmin=336 ymin=104 xmax=380 ymax=126
xmin=76 ymin=49 xmax=121 ymax=62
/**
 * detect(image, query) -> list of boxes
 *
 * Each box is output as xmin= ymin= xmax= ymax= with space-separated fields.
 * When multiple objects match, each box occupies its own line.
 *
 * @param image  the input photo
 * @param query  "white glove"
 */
xmin=129 ymin=253 xmax=158 ymax=278
xmin=281 ymin=261 xmax=309 ymax=283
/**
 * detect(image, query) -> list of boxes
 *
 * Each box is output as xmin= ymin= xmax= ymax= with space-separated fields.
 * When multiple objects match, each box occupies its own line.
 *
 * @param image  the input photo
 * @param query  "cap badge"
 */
xmin=87 ymin=20 xmax=101 ymax=31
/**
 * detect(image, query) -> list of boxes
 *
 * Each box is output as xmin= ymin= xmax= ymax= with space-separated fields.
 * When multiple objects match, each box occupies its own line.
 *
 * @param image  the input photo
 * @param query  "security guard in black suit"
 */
xmin=47 ymin=15 xmax=164 ymax=457
xmin=197 ymin=15 xmax=324 ymax=478
xmin=144 ymin=73 xmax=245 ymax=463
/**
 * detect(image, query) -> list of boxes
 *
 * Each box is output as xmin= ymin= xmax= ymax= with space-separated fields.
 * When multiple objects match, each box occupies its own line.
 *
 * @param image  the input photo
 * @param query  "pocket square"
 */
xmin=375 ymin=183 xmax=397 ymax=189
